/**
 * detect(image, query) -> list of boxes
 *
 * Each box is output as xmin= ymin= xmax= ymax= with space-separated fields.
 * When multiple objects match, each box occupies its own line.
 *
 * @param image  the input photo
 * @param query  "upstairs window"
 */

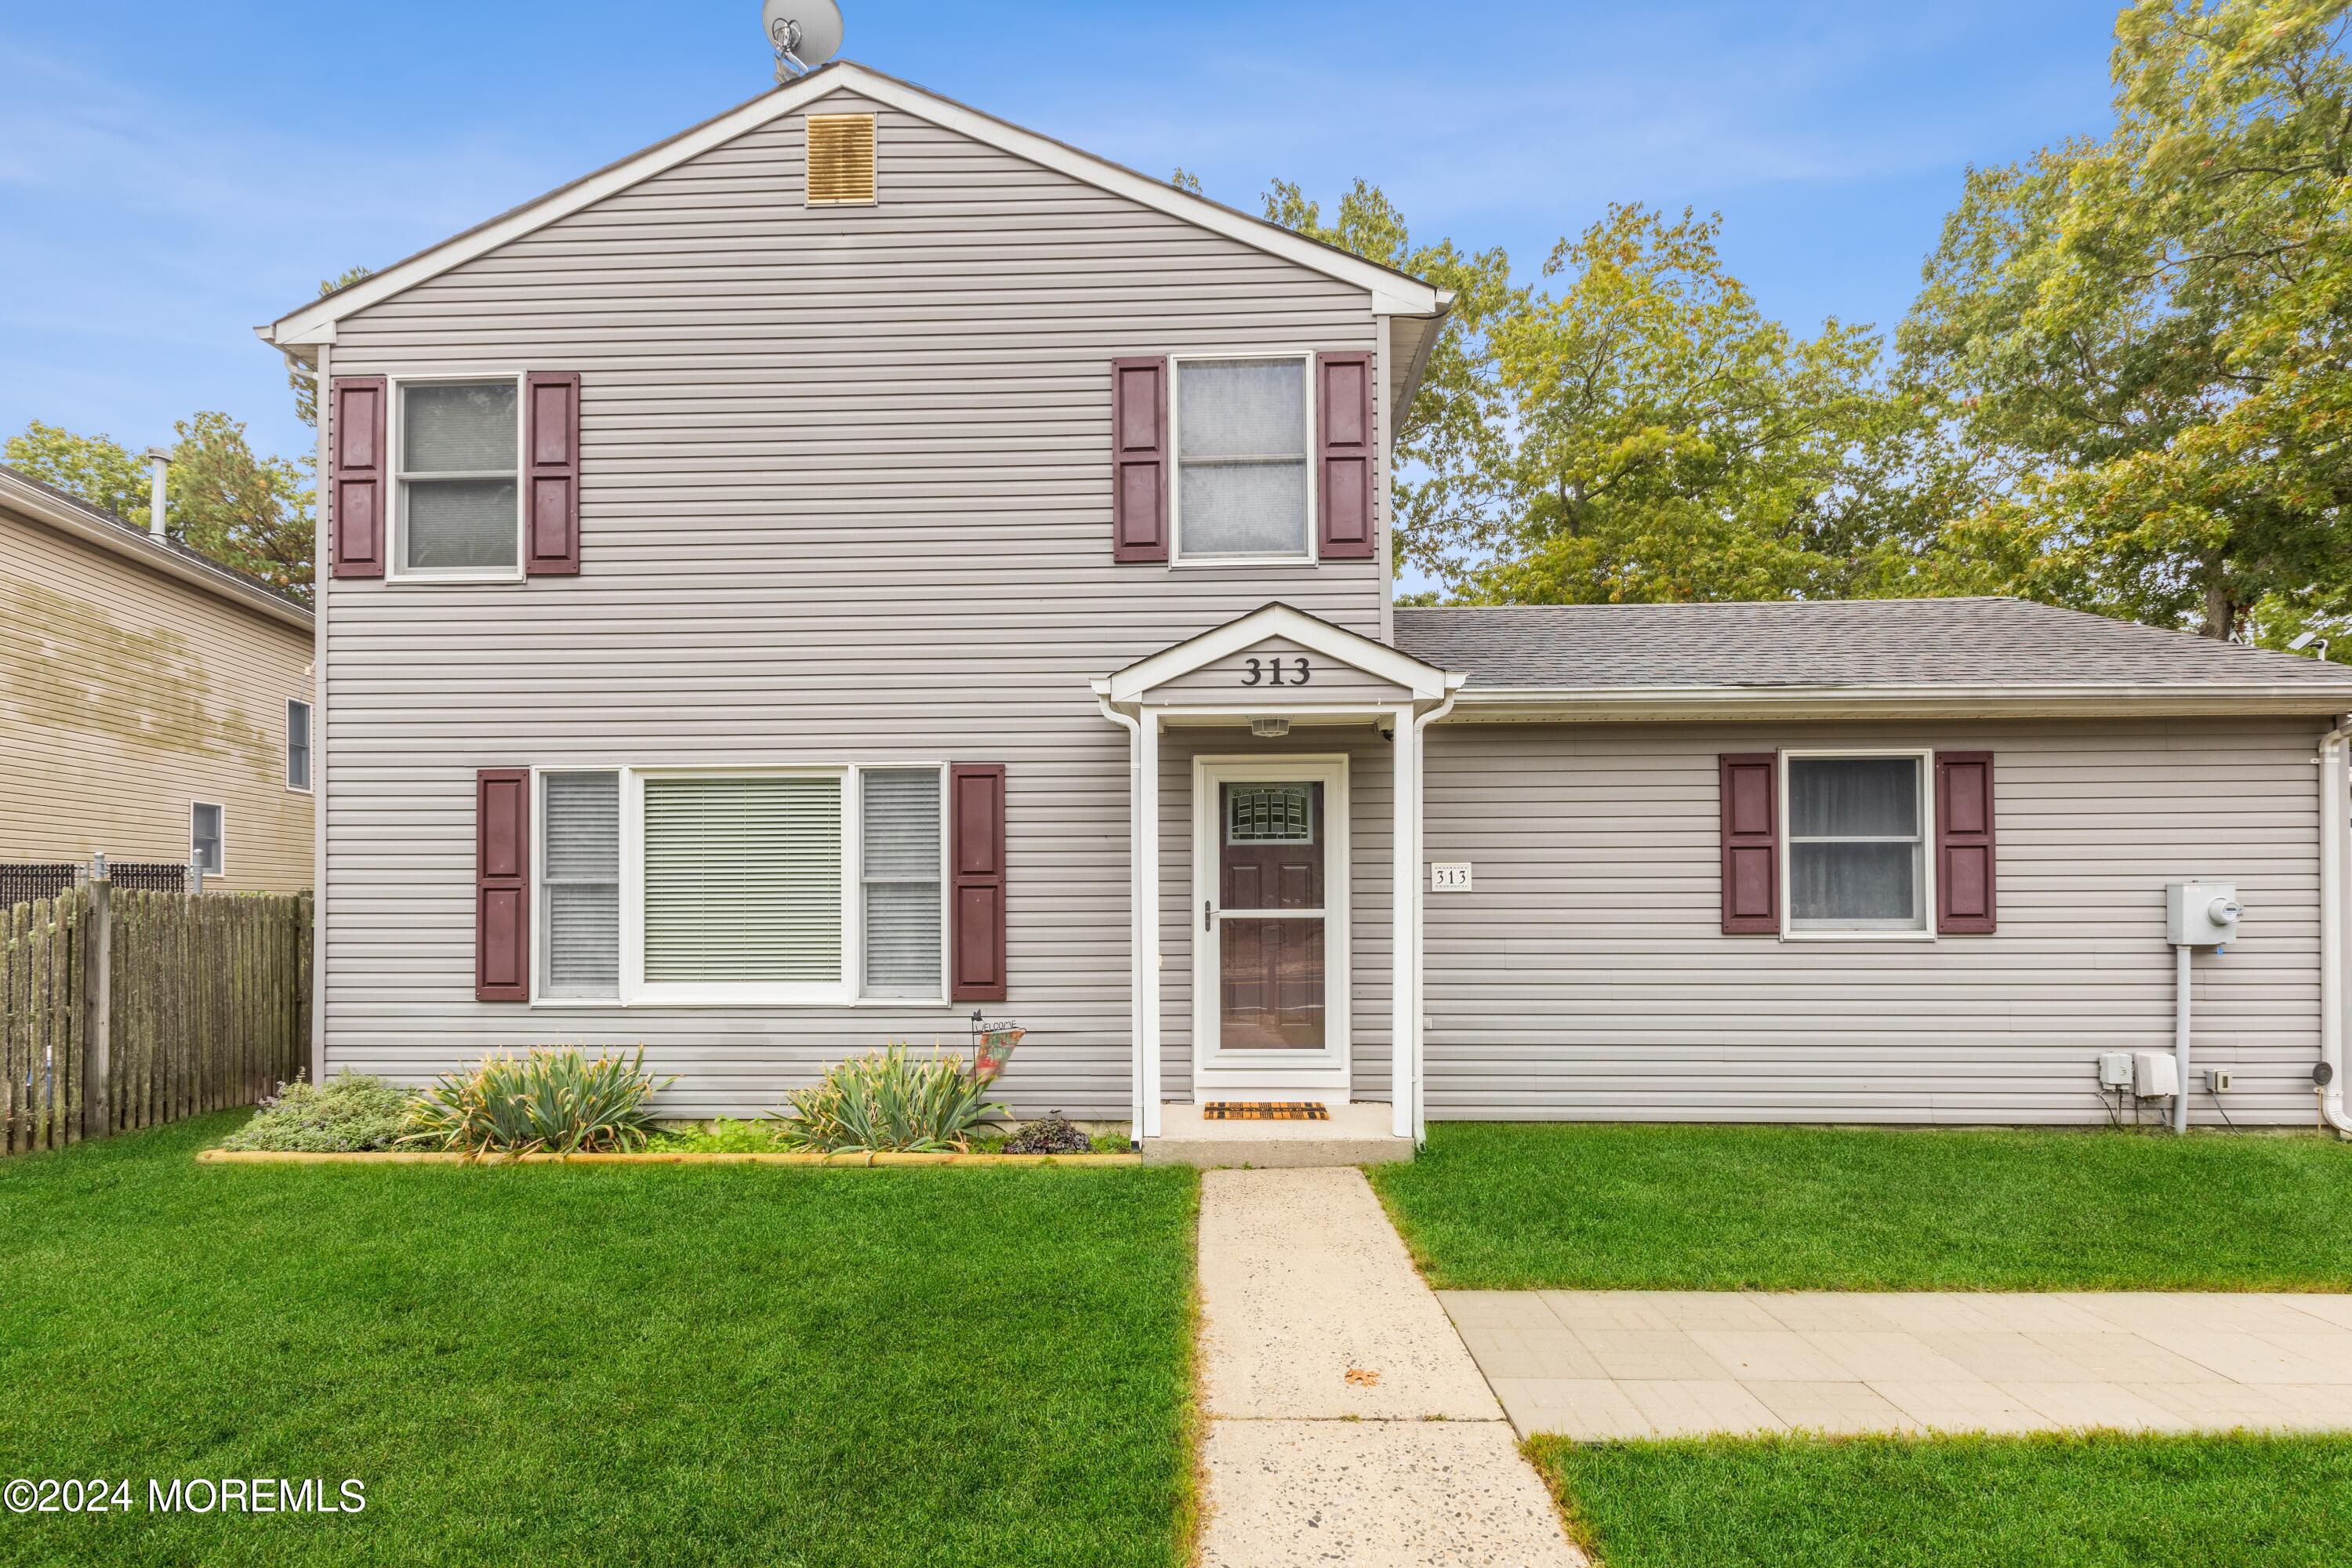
xmin=191 ymin=802 xmax=224 ymax=877
xmin=1785 ymin=753 xmax=1929 ymax=934
xmin=394 ymin=378 xmax=520 ymax=579
xmin=1173 ymin=356 xmax=1311 ymax=562
xmin=286 ymin=699 xmax=312 ymax=792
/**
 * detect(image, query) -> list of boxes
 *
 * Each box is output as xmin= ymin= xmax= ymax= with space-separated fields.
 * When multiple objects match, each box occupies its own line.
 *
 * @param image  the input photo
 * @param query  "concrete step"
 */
xmin=1141 ymin=1102 xmax=1413 ymax=1167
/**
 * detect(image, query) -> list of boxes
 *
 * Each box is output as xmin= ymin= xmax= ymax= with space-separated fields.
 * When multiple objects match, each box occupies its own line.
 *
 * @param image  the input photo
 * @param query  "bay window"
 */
xmin=1173 ymin=354 xmax=1312 ymax=561
xmin=534 ymin=764 xmax=947 ymax=1004
xmin=1784 ymin=752 xmax=1931 ymax=935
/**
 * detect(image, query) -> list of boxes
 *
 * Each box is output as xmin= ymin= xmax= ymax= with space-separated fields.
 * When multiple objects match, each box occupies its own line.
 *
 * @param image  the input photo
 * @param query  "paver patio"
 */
xmin=1442 ymin=1288 xmax=2352 ymax=1439
xmin=1196 ymin=1167 xmax=1583 ymax=1567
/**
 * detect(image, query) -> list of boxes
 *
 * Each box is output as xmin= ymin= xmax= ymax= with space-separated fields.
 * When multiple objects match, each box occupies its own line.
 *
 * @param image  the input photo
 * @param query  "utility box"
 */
xmin=2133 ymin=1051 xmax=2180 ymax=1098
xmin=2166 ymin=881 xmax=2241 ymax=947
xmin=2097 ymin=1051 xmax=2135 ymax=1088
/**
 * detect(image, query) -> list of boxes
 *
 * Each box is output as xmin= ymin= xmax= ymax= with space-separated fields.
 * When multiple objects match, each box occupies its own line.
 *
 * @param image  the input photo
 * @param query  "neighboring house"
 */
xmin=258 ymin=61 xmax=2352 ymax=1143
xmin=0 ymin=463 xmax=316 ymax=895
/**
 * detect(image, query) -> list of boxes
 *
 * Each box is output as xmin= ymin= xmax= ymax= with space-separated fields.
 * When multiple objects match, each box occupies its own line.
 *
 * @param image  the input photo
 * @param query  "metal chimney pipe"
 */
xmin=143 ymin=447 xmax=171 ymax=538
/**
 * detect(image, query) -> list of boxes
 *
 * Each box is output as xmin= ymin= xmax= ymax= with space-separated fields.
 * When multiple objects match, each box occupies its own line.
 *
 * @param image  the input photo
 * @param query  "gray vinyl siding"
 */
xmin=1156 ymin=728 xmax=1396 ymax=1102
xmin=1421 ymin=717 xmax=2335 ymax=1125
xmin=1151 ymin=636 xmax=1410 ymax=706
xmin=320 ymin=89 xmax=1386 ymax=1120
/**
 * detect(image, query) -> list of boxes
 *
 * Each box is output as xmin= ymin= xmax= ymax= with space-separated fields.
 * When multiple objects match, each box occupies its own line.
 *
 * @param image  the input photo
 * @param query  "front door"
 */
xmin=1195 ymin=757 xmax=1348 ymax=1094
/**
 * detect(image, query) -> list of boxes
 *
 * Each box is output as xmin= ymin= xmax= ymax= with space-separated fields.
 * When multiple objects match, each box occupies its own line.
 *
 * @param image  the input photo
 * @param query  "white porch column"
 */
xmin=1139 ymin=709 xmax=1163 ymax=1138
xmin=1391 ymin=702 xmax=1417 ymax=1138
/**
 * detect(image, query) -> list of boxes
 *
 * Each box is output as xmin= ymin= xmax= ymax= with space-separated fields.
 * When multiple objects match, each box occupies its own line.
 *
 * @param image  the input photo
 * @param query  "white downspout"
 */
xmin=1097 ymin=691 xmax=1146 ymax=1148
xmin=2319 ymin=717 xmax=2350 ymax=1137
xmin=1407 ymin=681 xmax=1462 ymax=1145
xmin=295 ymin=346 xmax=328 ymax=1083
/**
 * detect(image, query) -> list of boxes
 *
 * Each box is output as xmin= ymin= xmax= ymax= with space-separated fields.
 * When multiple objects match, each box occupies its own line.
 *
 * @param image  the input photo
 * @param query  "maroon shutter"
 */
xmin=1316 ymin=350 xmax=1375 ymax=559
xmin=1936 ymin=751 xmax=1998 ymax=934
xmin=476 ymin=768 xmax=531 ymax=1001
xmin=524 ymin=371 xmax=581 ymax=575
xmin=1111 ymin=358 xmax=1168 ymax=562
xmin=949 ymin=764 xmax=1007 ymax=1001
xmin=328 ymin=376 xmax=387 ymax=579
xmin=1720 ymin=753 xmax=1779 ymax=934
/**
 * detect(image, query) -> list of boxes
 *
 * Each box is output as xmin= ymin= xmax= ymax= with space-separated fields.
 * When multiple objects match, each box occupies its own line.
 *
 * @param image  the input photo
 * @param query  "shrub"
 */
xmin=645 ymin=1117 xmax=792 ymax=1153
xmin=399 ymin=1047 xmax=673 ymax=1156
xmin=776 ymin=1044 xmax=1004 ymax=1153
xmin=1002 ymin=1112 xmax=1094 ymax=1155
xmin=221 ymin=1073 xmax=416 ymax=1152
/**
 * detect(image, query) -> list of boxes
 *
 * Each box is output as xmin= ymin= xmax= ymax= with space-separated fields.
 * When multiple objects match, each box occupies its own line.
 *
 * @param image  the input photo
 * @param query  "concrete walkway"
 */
xmin=1442 ymin=1288 xmax=2352 ymax=1440
xmin=1196 ymin=1168 xmax=1584 ymax=1567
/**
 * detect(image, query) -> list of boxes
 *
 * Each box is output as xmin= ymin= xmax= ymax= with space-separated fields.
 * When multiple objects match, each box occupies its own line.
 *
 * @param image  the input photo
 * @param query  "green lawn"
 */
xmin=0 ymin=1114 xmax=1198 ymax=1568
xmin=1531 ymin=1432 xmax=2352 ymax=1568
xmin=1371 ymin=1123 xmax=2352 ymax=1290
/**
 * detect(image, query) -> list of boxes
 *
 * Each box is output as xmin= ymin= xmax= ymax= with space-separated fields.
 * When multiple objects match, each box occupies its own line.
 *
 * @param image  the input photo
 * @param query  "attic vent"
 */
xmin=804 ymin=113 xmax=877 ymax=205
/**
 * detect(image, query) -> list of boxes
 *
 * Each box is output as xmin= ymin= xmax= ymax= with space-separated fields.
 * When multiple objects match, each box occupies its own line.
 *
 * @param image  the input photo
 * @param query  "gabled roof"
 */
xmin=1394 ymin=599 xmax=2352 ymax=718
xmin=260 ymin=60 xmax=1450 ymax=353
xmin=1102 ymin=602 xmax=1457 ymax=705
xmin=0 ymin=463 xmax=314 ymax=633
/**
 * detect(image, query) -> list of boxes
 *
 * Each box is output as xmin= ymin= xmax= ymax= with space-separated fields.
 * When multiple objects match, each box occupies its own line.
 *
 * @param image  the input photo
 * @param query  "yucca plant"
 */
xmin=775 ymin=1044 xmax=1005 ymax=1153
xmin=399 ymin=1046 xmax=673 ymax=1156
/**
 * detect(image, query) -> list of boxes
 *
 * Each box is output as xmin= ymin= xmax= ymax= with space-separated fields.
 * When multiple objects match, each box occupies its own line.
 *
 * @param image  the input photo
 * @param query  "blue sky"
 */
xmin=1 ymin=2 xmax=2122 ymax=471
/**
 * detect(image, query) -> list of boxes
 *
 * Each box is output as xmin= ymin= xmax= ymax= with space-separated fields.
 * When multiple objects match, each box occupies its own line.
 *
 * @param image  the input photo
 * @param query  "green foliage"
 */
xmin=1372 ymin=1122 xmax=2352 ymax=1290
xmin=645 ymin=1116 xmax=793 ymax=1152
xmin=1900 ymin=0 xmax=2352 ymax=648
xmin=2 ymin=419 xmax=150 ymax=522
xmin=5 ymin=412 xmax=315 ymax=604
xmin=400 ymin=1046 xmax=673 ymax=1156
xmin=219 ymin=1073 xmax=416 ymax=1152
xmin=1534 ymin=1432 xmax=2352 ymax=1568
xmin=775 ymin=1044 xmax=1006 ymax=1153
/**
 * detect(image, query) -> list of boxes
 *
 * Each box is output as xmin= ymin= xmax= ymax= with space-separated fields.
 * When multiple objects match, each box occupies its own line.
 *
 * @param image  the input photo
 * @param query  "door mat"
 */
xmin=1201 ymin=1101 xmax=1329 ymax=1121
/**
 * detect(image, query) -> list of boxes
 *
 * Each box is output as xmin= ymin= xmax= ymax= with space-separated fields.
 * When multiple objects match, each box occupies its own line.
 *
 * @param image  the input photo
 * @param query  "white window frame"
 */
xmin=386 ymin=371 xmax=526 ymax=585
xmin=1777 ymin=747 xmax=1936 ymax=942
xmin=1168 ymin=350 xmax=1319 ymax=568
xmin=191 ymin=801 xmax=226 ymax=877
xmin=286 ymin=699 xmax=313 ymax=793
xmin=529 ymin=762 xmax=950 ymax=1007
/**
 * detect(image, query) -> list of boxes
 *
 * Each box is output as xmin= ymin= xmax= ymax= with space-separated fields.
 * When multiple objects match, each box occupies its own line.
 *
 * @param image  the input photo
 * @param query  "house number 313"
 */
xmin=1241 ymin=657 xmax=1311 ymax=686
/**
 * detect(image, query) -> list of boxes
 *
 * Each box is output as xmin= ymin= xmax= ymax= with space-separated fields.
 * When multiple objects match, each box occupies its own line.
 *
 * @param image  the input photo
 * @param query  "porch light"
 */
xmin=1250 ymin=717 xmax=1291 ymax=738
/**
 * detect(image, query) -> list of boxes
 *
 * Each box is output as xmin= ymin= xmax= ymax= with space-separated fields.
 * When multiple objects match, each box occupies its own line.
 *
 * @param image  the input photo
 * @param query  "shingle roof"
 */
xmin=1392 ymin=599 xmax=2352 ymax=694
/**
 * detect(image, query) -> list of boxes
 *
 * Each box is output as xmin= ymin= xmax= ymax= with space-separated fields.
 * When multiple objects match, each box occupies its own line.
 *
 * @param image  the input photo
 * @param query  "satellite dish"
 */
xmin=763 ymin=0 xmax=845 ymax=79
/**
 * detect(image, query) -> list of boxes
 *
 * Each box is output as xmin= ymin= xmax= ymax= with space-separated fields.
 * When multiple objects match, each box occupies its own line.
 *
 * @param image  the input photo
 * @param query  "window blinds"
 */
xmin=861 ymin=768 xmax=942 ymax=998
xmin=643 ymin=775 xmax=842 ymax=983
xmin=543 ymin=771 xmax=619 ymax=996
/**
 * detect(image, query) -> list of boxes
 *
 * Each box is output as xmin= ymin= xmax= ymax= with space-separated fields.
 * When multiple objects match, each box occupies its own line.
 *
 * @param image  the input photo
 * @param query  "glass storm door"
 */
xmin=1216 ymin=782 xmax=1327 ymax=1051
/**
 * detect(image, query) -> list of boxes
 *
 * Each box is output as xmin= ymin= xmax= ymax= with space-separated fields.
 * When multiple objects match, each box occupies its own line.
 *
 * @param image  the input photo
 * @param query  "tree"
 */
xmin=291 ymin=266 xmax=375 ymax=427
xmin=5 ymin=414 xmax=314 ymax=604
xmin=1900 ymin=0 xmax=2352 ymax=649
xmin=1258 ymin=179 xmax=1515 ymax=579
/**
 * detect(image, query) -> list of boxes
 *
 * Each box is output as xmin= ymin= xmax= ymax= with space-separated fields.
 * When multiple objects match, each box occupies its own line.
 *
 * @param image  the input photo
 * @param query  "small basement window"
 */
xmin=1784 ymin=753 xmax=1929 ymax=934
xmin=394 ymin=378 xmax=521 ymax=579
xmin=1174 ymin=355 xmax=1311 ymax=562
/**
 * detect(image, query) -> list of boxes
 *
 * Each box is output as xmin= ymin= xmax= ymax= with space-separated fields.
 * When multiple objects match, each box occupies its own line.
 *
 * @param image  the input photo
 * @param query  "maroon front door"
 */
xmin=1218 ymin=782 xmax=1326 ymax=1051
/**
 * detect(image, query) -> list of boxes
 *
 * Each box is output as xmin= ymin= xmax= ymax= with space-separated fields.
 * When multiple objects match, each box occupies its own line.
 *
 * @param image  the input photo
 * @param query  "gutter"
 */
xmin=1095 ymin=689 xmax=1148 ymax=1149
xmin=2321 ymin=717 xmax=2351 ymax=1138
xmin=1442 ymin=684 xmax=2352 ymax=723
xmin=1406 ymin=678 xmax=1465 ymax=1144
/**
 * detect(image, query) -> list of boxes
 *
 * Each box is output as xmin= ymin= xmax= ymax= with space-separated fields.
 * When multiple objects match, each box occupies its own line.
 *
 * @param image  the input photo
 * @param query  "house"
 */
xmin=257 ymin=61 xmax=2352 ymax=1149
xmin=0 ymin=462 xmax=316 ymax=897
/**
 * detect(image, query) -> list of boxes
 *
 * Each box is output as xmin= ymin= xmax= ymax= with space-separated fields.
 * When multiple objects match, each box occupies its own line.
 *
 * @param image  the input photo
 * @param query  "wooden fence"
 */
xmin=1 ymin=886 xmax=312 ymax=1154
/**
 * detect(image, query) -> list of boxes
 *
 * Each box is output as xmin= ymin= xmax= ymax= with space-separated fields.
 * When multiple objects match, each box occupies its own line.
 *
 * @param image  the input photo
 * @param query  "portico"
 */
xmin=1093 ymin=603 xmax=1463 ymax=1150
